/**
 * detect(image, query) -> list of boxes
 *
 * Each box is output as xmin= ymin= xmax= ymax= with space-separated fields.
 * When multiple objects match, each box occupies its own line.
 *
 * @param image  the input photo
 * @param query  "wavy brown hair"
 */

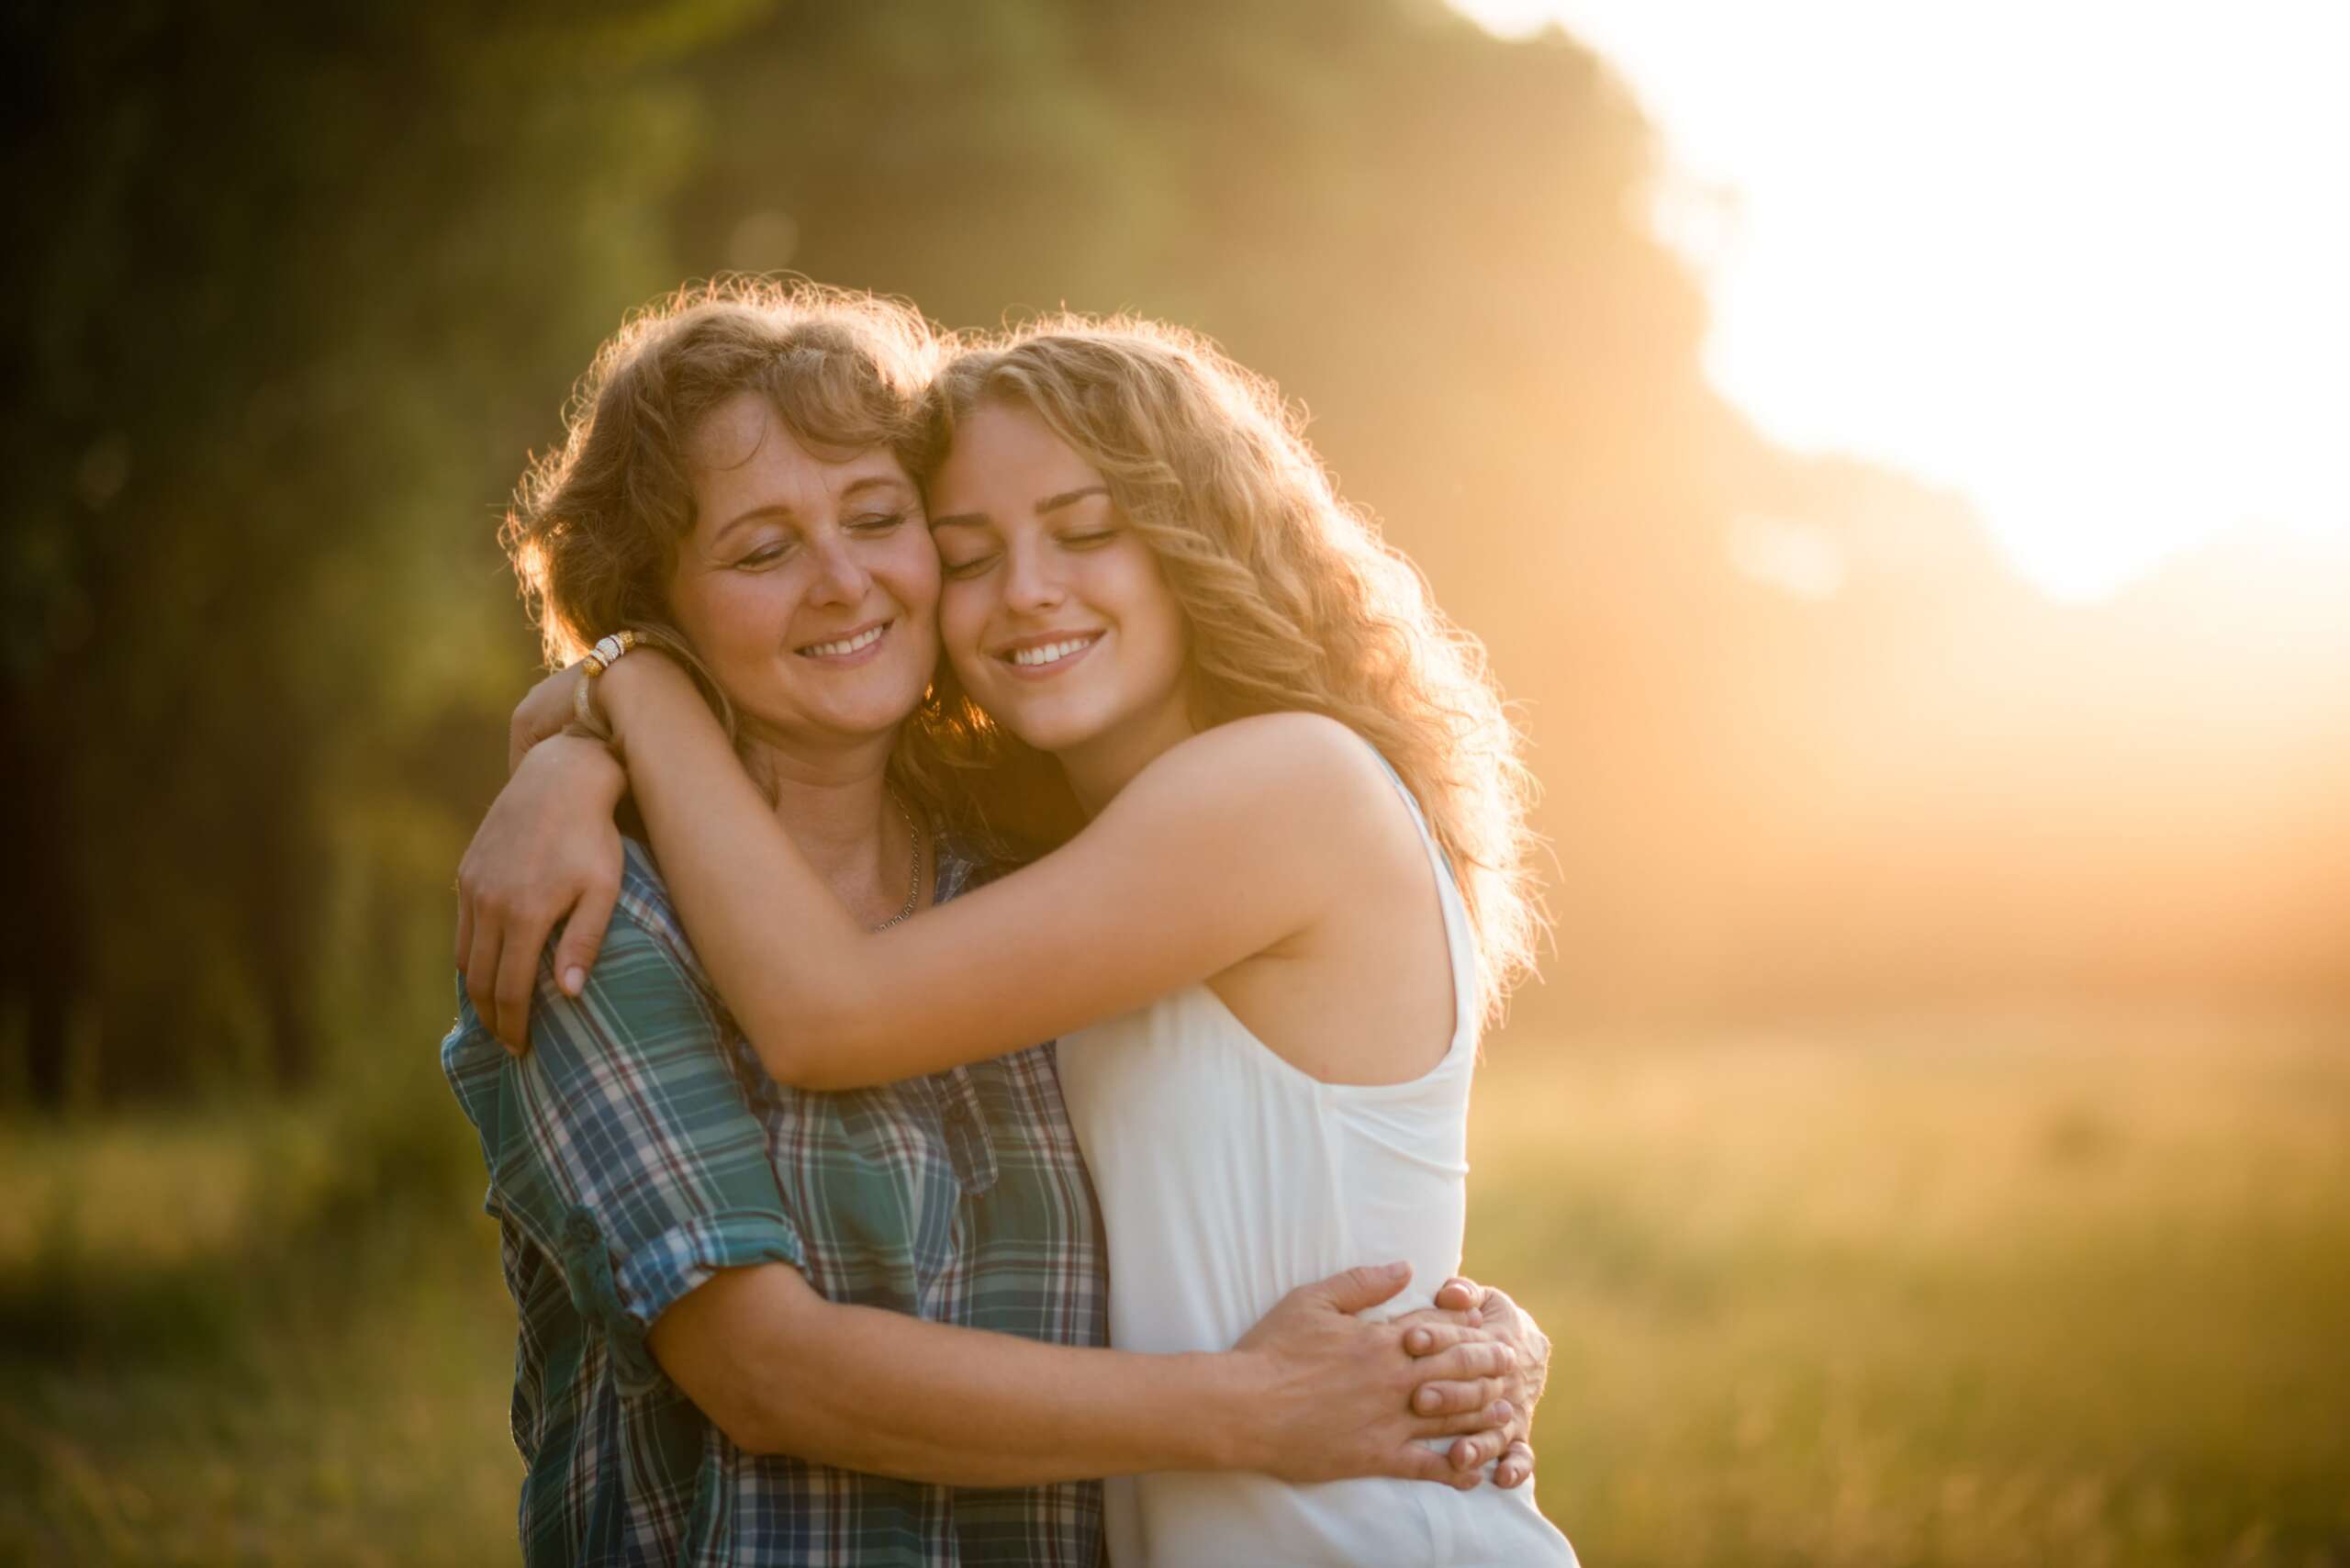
xmin=499 ymin=276 xmax=968 ymax=819
xmin=920 ymin=317 xmax=1546 ymax=1023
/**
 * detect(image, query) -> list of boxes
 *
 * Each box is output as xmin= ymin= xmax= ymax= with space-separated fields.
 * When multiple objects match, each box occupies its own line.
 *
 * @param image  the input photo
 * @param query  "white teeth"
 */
xmin=800 ymin=624 xmax=887 ymax=658
xmin=1008 ymin=636 xmax=1097 ymax=668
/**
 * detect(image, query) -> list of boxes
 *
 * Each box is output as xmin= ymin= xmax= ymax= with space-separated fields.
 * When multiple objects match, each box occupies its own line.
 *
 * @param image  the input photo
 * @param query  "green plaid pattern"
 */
xmin=443 ymin=836 xmax=1108 ymax=1566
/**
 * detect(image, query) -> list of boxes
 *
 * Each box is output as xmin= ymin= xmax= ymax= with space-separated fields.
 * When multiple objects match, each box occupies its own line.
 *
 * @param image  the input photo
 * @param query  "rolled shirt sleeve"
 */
xmin=443 ymin=862 xmax=802 ymax=1393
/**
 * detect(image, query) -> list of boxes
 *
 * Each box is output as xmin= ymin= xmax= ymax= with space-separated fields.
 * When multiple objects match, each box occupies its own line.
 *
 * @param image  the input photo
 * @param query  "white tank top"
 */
xmin=1055 ymin=750 xmax=1576 ymax=1567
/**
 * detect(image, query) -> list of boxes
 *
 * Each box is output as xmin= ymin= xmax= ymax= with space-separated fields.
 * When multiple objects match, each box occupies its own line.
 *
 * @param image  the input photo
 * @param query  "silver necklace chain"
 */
xmin=873 ymin=788 xmax=923 ymax=931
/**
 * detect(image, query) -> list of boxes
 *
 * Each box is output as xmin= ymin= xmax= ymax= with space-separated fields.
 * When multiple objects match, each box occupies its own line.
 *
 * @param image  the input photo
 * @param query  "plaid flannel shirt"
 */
xmin=442 ymin=835 xmax=1108 ymax=1566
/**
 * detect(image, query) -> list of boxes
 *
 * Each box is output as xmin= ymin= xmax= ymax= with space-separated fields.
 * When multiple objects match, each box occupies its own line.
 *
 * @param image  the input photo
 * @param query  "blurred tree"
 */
xmin=0 ymin=0 xmax=751 ymax=1101
xmin=3 ymin=0 xmax=1700 ymax=1103
xmin=6 ymin=0 xmax=2335 ymax=1108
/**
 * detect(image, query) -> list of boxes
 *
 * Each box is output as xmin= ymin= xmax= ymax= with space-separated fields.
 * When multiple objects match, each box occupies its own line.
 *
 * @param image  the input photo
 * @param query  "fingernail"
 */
xmin=1407 ymin=1328 xmax=1430 ymax=1352
xmin=1493 ymin=1400 xmax=1513 ymax=1422
xmin=1416 ymin=1387 xmax=1437 ymax=1412
xmin=563 ymin=967 xmax=585 ymax=995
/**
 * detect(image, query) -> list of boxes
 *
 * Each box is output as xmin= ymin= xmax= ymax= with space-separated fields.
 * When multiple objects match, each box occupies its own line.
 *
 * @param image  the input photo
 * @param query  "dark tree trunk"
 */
xmin=241 ymin=721 xmax=316 ymax=1094
xmin=1 ymin=678 xmax=87 ymax=1109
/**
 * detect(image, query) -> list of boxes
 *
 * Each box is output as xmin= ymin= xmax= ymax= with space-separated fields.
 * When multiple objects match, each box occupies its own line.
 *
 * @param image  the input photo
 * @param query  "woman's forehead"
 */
xmin=929 ymin=401 xmax=1101 ymax=511
xmin=689 ymin=400 xmax=910 ymax=503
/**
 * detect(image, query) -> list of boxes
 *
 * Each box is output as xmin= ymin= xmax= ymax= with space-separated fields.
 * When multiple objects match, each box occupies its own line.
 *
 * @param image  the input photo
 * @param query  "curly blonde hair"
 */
xmin=922 ymin=317 xmax=1546 ymax=1023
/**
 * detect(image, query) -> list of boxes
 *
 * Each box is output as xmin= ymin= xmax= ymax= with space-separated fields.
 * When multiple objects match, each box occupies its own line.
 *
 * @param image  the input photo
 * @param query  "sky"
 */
xmin=1450 ymin=0 xmax=2350 ymax=601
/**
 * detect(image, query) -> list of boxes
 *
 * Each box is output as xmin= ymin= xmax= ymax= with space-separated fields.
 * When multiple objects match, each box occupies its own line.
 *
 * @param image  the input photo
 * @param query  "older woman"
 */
xmin=443 ymin=282 xmax=1541 ymax=1565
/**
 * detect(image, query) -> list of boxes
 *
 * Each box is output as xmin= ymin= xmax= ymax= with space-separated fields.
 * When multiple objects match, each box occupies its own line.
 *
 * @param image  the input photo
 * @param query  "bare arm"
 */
xmin=650 ymin=1258 xmax=1518 ymax=1489
xmin=455 ymin=789 xmax=1523 ymax=1489
xmin=456 ymin=732 xmax=630 ymax=1047
xmin=594 ymin=652 xmax=1404 ymax=1089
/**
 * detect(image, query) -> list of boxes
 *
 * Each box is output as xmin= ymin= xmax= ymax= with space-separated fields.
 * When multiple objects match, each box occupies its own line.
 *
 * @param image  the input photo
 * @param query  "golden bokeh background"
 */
xmin=2 ymin=3 xmax=2342 ymax=1562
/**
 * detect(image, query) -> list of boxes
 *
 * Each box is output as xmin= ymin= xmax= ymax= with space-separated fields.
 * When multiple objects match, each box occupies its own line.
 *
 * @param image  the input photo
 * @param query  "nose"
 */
xmin=1001 ymin=534 xmax=1067 ymax=614
xmin=806 ymin=529 xmax=872 ymax=608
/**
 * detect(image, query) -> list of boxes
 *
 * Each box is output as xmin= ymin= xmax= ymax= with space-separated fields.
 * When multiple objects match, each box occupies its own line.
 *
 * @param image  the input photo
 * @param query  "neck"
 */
xmin=742 ymin=729 xmax=919 ymax=922
xmin=1056 ymin=691 xmax=1203 ymax=818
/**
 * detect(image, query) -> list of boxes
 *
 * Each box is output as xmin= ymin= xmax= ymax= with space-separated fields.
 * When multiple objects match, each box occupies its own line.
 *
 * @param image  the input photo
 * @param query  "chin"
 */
xmin=990 ymin=702 xmax=1109 ymax=756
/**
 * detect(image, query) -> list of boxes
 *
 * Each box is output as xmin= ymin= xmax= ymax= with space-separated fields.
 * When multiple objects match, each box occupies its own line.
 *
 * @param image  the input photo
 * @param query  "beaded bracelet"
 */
xmin=570 ymin=630 xmax=640 ymax=742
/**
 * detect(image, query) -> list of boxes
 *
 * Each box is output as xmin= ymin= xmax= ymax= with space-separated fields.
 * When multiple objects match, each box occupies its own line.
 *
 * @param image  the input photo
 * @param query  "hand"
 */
xmin=455 ymin=734 xmax=629 ymax=1050
xmin=1427 ymin=1274 xmax=1549 ymax=1488
xmin=509 ymin=664 xmax=589 ymax=774
xmin=1231 ymin=1262 xmax=1517 ymax=1491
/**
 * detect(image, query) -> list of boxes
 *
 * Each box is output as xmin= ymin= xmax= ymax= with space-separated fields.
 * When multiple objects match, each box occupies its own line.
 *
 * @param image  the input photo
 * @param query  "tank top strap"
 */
xmin=1357 ymin=739 xmax=1480 ymax=1052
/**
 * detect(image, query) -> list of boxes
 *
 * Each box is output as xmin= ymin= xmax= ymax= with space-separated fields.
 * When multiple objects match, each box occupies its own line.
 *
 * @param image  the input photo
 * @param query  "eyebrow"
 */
xmin=929 ymin=485 xmax=1111 ymax=532
xmin=713 ymin=476 xmax=912 ymax=543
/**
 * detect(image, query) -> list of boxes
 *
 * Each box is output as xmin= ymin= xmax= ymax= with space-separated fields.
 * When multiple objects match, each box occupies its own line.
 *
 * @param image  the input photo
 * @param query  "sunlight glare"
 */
xmin=1451 ymin=0 xmax=2350 ymax=600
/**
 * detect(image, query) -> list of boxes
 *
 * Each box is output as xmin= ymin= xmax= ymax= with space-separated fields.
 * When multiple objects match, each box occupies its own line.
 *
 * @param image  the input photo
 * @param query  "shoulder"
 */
xmin=613 ymin=835 xmax=684 ymax=944
xmin=1126 ymin=711 xmax=1401 ymax=834
xmin=604 ymin=836 xmax=721 ymax=996
xmin=443 ymin=841 xmax=731 ymax=1113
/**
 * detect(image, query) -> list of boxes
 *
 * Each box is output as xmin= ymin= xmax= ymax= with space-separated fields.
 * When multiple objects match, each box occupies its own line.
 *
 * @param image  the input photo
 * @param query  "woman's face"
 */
xmin=928 ymin=399 xmax=1193 ymax=796
xmin=666 ymin=392 xmax=938 ymax=752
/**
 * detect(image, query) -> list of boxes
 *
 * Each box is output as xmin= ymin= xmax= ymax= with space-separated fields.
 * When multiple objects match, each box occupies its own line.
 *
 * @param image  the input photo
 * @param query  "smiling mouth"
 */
xmin=798 ymin=622 xmax=890 ymax=658
xmin=1001 ymin=633 xmax=1102 ymax=669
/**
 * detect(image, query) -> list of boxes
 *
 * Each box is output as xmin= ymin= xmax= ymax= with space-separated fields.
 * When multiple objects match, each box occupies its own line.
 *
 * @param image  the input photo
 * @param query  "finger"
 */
xmin=1305 ymin=1260 xmax=1412 ymax=1316
xmin=453 ymin=890 xmax=474 ymax=973
xmin=1495 ymin=1439 xmax=1535 ymax=1489
xmin=1413 ymin=1338 xmax=1515 ymax=1385
xmin=1380 ymin=1442 xmax=1465 ymax=1487
xmin=464 ymin=902 xmax=507 ymax=1046
xmin=1394 ymin=1422 xmax=1503 ymax=1488
xmin=1433 ymin=1275 xmax=1484 ymax=1313
xmin=1431 ymin=1281 xmax=1484 ymax=1327
xmin=1448 ymin=1429 xmax=1505 ymax=1480
xmin=493 ymin=909 xmax=555 ymax=1052
xmin=1396 ymin=1318 xmax=1484 ymax=1358
xmin=1504 ymin=1377 xmax=1537 ymax=1445
xmin=1425 ymin=1395 xmax=1513 ymax=1438
xmin=1411 ymin=1378 xmax=1508 ymax=1418
xmin=553 ymin=879 xmax=619 ymax=998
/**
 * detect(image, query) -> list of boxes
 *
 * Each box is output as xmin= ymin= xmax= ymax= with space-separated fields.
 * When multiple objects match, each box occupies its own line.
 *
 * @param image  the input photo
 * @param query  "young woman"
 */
xmin=446 ymin=283 xmax=1542 ymax=1565
xmin=472 ymin=315 xmax=1574 ymax=1563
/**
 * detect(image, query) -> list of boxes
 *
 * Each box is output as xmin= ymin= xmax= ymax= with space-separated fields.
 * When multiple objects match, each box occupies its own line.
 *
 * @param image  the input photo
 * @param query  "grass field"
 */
xmin=5 ymin=1005 xmax=2346 ymax=1565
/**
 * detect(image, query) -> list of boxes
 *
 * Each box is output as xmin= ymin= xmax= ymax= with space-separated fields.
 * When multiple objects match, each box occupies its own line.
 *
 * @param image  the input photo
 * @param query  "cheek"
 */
xmin=664 ymin=576 xmax=729 ymax=662
xmin=878 ymin=532 xmax=942 ymax=618
xmin=691 ymin=577 xmax=789 ymax=660
xmin=1104 ymin=552 xmax=1188 ymax=666
xmin=938 ymin=580 xmax=995 ymax=684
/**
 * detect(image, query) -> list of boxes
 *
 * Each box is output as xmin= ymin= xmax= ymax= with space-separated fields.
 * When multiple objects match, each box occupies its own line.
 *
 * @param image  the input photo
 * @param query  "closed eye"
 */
xmin=940 ymin=551 xmax=999 ymax=579
xmin=850 ymin=511 xmax=908 ymax=534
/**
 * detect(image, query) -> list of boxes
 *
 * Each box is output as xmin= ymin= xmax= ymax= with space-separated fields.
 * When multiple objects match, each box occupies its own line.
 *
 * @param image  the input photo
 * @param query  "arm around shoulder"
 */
xmin=463 ymin=893 xmax=805 ymax=1379
xmin=730 ymin=713 xmax=1396 ymax=1089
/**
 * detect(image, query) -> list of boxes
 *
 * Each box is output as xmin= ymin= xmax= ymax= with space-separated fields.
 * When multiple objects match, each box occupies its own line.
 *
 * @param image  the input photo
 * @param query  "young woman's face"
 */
xmin=927 ymin=399 xmax=1193 ymax=790
xmin=666 ymin=392 xmax=939 ymax=751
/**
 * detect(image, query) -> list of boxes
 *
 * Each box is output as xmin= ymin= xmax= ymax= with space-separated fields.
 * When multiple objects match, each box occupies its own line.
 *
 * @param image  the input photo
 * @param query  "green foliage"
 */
xmin=7 ymin=0 xmax=2348 ymax=1109
xmin=0 ymin=0 xmax=752 ymax=1098
xmin=4 ymin=0 xmax=1702 ymax=1104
